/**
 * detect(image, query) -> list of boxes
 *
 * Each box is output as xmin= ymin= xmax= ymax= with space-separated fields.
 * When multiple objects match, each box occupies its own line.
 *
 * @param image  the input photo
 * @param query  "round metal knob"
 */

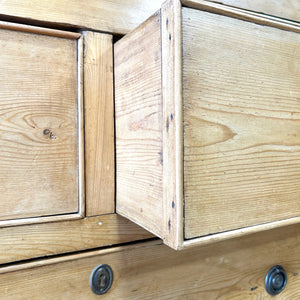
xmin=265 ymin=265 xmax=287 ymax=295
xmin=90 ymin=264 xmax=113 ymax=295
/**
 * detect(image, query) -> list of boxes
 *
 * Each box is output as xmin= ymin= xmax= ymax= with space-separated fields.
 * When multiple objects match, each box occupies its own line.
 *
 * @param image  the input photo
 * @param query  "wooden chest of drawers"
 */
xmin=1 ymin=0 xmax=300 ymax=298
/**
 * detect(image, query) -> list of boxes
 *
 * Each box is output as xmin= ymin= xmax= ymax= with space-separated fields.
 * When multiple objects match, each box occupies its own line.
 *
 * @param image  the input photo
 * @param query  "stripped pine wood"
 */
xmin=182 ymin=0 xmax=300 ymax=34
xmin=183 ymin=7 xmax=300 ymax=239
xmin=0 ymin=20 xmax=80 ymax=39
xmin=0 ymin=26 xmax=80 ymax=223
xmin=0 ymin=214 xmax=152 ymax=264
xmin=0 ymin=0 xmax=164 ymax=35
xmin=115 ymin=0 xmax=300 ymax=249
xmin=84 ymin=32 xmax=114 ymax=216
xmin=205 ymin=0 xmax=300 ymax=24
xmin=161 ymin=0 xmax=183 ymax=248
xmin=115 ymin=13 xmax=164 ymax=237
xmin=2 ymin=224 xmax=300 ymax=298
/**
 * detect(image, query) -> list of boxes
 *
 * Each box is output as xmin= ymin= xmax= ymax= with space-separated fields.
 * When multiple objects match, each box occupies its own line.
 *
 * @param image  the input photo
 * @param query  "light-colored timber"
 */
xmin=0 ymin=0 xmax=165 ymax=35
xmin=115 ymin=0 xmax=300 ymax=249
xmin=0 ymin=1 xmax=299 ymax=35
xmin=0 ymin=214 xmax=152 ymax=265
xmin=84 ymin=31 xmax=115 ymax=216
xmin=0 ymin=25 xmax=82 ymax=224
xmin=0 ymin=20 xmax=81 ymax=39
xmin=0 ymin=28 xmax=153 ymax=265
xmin=183 ymin=7 xmax=300 ymax=239
xmin=115 ymin=12 xmax=164 ymax=237
xmin=161 ymin=0 xmax=183 ymax=249
xmin=182 ymin=0 xmax=300 ymax=34
xmin=2 ymin=224 xmax=300 ymax=298
xmin=205 ymin=0 xmax=300 ymax=24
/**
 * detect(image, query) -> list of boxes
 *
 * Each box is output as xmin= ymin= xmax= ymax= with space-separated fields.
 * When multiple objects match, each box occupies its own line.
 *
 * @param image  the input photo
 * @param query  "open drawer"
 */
xmin=114 ymin=0 xmax=300 ymax=249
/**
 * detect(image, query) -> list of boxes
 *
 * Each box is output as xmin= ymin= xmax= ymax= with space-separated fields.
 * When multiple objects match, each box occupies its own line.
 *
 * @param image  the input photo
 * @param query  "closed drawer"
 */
xmin=1 ymin=224 xmax=300 ymax=299
xmin=115 ymin=0 xmax=300 ymax=249
xmin=0 ymin=22 xmax=84 ymax=226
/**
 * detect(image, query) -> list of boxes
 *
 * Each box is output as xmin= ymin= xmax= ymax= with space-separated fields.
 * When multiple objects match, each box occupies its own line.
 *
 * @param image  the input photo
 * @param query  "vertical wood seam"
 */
xmin=161 ymin=0 xmax=183 ymax=249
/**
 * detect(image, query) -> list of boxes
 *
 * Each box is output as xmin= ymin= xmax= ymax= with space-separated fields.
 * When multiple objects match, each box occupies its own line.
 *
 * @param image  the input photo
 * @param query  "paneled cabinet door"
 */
xmin=115 ymin=0 xmax=300 ymax=249
xmin=0 ymin=22 xmax=84 ymax=226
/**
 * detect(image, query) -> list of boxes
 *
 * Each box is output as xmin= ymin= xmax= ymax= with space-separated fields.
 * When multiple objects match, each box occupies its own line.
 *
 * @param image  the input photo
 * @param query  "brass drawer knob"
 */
xmin=265 ymin=265 xmax=287 ymax=295
xmin=90 ymin=264 xmax=113 ymax=295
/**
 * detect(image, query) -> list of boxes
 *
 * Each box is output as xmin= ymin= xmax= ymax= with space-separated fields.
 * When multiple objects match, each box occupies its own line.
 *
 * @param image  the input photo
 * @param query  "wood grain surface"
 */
xmin=206 ymin=0 xmax=300 ymax=23
xmin=2 ymin=223 xmax=300 ymax=299
xmin=183 ymin=8 xmax=300 ymax=239
xmin=115 ymin=13 xmax=164 ymax=237
xmin=161 ymin=0 xmax=184 ymax=249
xmin=0 ymin=27 xmax=79 ymax=222
xmin=0 ymin=214 xmax=152 ymax=264
xmin=0 ymin=20 xmax=80 ymax=39
xmin=84 ymin=31 xmax=114 ymax=216
xmin=0 ymin=0 xmax=164 ymax=35
xmin=182 ymin=0 xmax=300 ymax=34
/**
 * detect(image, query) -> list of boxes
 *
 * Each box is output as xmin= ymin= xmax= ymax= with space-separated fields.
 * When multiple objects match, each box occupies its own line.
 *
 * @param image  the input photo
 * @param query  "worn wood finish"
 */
xmin=0 ymin=26 xmax=80 ymax=223
xmin=2 ymin=224 xmax=300 ymax=298
xmin=0 ymin=20 xmax=80 ymax=38
xmin=0 ymin=0 xmax=164 ymax=35
xmin=183 ymin=7 xmax=300 ymax=239
xmin=0 ymin=214 xmax=152 ymax=264
xmin=84 ymin=32 xmax=114 ymax=216
xmin=206 ymin=0 xmax=300 ymax=24
xmin=182 ymin=0 xmax=300 ymax=34
xmin=161 ymin=0 xmax=183 ymax=248
xmin=115 ymin=0 xmax=300 ymax=249
xmin=115 ymin=13 xmax=164 ymax=237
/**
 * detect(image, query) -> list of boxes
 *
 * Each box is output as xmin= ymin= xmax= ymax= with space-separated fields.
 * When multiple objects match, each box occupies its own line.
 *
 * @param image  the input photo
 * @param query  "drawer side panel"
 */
xmin=115 ymin=13 xmax=164 ymax=237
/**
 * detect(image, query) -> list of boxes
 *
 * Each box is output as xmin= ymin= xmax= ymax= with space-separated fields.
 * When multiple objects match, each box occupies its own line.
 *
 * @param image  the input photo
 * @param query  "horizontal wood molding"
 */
xmin=0 ymin=0 xmax=164 ymax=35
xmin=0 ymin=214 xmax=152 ymax=265
xmin=206 ymin=0 xmax=300 ymax=24
xmin=0 ymin=1 xmax=299 ymax=35
xmin=183 ymin=0 xmax=300 ymax=34
xmin=0 ymin=20 xmax=80 ymax=38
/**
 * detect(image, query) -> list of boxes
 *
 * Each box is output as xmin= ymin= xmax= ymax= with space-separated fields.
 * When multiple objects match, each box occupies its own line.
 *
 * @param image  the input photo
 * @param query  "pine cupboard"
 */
xmin=115 ymin=0 xmax=300 ymax=249
xmin=1 ymin=0 xmax=300 ymax=298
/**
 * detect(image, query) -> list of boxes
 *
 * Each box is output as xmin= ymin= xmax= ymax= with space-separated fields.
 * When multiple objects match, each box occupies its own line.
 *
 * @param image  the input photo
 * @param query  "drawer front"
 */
xmin=0 ymin=23 xmax=83 ymax=225
xmin=182 ymin=7 xmax=300 ymax=239
xmin=1 ymin=224 xmax=300 ymax=299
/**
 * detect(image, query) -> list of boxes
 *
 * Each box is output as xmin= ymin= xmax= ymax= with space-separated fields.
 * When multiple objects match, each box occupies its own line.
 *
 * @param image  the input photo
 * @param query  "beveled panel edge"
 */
xmin=77 ymin=35 xmax=85 ymax=217
xmin=0 ymin=20 xmax=81 ymax=39
xmin=182 ymin=0 xmax=300 ymax=34
xmin=182 ymin=216 xmax=300 ymax=250
xmin=0 ymin=34 xmax=84 ymax=227
xmin=0 ymin=213 xmax=83 ymax=228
